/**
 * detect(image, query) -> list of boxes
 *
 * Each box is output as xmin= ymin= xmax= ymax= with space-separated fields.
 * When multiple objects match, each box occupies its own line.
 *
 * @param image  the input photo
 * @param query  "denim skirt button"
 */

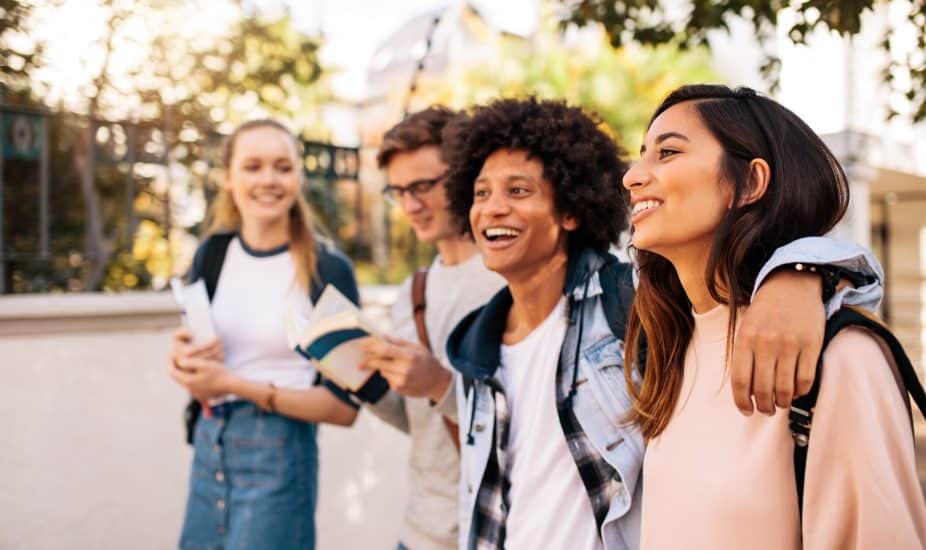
xmin=215 ymin=472 xmax=224 ymax=482
xmin=216 ymin=499 xmax=225 ymax=510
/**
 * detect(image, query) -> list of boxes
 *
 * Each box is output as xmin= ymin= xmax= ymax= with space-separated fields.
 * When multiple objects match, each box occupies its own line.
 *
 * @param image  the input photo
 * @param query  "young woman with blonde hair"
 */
xmin=168 ymin=119 xmax=376 ymax=550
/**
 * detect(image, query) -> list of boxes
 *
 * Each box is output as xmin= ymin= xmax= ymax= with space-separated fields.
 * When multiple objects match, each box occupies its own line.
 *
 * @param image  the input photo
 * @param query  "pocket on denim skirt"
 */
xmin=225 ymin=414 xmax=290 ymax=490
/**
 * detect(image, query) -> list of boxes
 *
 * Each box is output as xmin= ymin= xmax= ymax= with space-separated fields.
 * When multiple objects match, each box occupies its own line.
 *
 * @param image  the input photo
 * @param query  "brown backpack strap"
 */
xmin=411 ymin=267 xmax=431 ymax=351
xmin=411 ymin=266 xmax=460 ymax=452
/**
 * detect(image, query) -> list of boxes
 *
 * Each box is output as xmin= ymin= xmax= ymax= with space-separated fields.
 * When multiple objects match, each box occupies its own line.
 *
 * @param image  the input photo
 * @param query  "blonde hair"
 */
xmin=206 ymin=119 xmax=318 ymax=289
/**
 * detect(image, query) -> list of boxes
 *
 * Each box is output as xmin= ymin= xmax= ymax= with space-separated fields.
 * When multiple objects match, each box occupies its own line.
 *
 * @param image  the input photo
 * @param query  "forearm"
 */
xmin=225 ymin=376 xmax=359 ymax=426
xmin=752 ymin=237 xmax=883 ymax=316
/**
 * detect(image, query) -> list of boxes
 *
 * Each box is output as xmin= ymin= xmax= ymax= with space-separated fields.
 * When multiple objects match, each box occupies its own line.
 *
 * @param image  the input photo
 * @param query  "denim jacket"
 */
xmin=445 ymin=239 xmax=883 ymax=550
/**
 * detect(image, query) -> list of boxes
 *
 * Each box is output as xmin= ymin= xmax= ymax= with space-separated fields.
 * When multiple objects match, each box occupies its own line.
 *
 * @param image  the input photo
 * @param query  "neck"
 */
xmin=503 ymin=250 xmax=569 ymax=344
xmin=435 ymin=234 xmax=478 ymax=266
xmin=666 ymin=245 xmax=719 ymax=314
xmin=239 ymin=218 xmax=290 ymax=251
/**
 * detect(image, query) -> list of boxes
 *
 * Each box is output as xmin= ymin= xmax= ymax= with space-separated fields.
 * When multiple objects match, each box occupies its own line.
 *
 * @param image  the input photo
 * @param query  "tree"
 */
xmin=0 ymin=0 xmax=41 ymax=97
xmin=415 ymin=11 xmax=718 ymax=153
xmin=51 ymin=0 xmax=330 ymax=290
xmin=563 ymin=0 xmax=926 ymax=122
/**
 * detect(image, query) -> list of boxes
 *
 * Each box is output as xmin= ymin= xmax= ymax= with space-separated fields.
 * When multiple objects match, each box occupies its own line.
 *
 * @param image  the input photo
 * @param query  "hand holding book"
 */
xmin=285 ymin=285 xmax=385 ymax=392
xmin=359 ymin=336 xmax=453 ymax=403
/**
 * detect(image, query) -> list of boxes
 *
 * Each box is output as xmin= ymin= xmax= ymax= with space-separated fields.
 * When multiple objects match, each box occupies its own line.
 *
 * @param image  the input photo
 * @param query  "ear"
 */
xmin=738 ymin=158 xmax=771 ymax=207
xmin=561 ymin=214 xmax=579 ymax=232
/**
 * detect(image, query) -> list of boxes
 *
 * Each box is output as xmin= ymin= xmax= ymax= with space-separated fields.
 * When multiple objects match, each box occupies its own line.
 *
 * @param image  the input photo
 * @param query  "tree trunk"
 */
xmin=74 ymin=127 xmax=111 ymax=290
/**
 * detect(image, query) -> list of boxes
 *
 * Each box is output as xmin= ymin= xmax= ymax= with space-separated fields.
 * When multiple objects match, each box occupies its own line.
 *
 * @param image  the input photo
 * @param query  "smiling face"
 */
xmin=384 ymin=145 xmax=458 ymax=244
xmin=224 ymin=125 xmax=300 ymax=227
xmin=622 ymin=101 xmax=733 ymax=261
xmin=470 ymin=148 xmax=577 ymax=281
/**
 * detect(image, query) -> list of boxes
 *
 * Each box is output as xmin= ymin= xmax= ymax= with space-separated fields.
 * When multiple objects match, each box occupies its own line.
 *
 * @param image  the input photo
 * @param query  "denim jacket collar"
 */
xmin=446 ymin=247 xmax=613 ymax=380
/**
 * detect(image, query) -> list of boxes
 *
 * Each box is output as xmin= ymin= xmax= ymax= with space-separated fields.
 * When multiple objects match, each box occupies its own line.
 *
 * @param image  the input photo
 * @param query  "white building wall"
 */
xmin=0 ymin=290 xmax=407 ymax=550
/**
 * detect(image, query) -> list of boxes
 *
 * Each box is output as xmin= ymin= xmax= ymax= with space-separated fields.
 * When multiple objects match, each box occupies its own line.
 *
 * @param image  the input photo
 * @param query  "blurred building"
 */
xmin=710 ymin=3 xmax=926 ymax=375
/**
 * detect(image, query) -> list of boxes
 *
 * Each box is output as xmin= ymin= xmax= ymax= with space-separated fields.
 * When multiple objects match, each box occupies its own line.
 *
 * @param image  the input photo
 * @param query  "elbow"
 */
xmin=330 ymin=407 xmax=359 ymax=427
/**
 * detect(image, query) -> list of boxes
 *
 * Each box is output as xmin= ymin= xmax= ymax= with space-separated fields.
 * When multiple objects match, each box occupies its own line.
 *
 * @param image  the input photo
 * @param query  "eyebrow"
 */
xmin=474 ymin=173 xmax=536 ymax=184
xmin=640 ymin=131 xmax=691 ymax=154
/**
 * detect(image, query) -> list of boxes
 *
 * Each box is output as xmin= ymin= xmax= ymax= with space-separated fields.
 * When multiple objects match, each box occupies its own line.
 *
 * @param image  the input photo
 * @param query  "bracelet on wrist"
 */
xmin=262 ymin=382 xmax=278 ymax=413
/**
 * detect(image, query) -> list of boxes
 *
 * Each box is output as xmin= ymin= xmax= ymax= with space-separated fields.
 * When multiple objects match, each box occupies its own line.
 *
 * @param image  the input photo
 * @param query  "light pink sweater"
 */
xmin=641 ymin=305 xmax=926 ymax=550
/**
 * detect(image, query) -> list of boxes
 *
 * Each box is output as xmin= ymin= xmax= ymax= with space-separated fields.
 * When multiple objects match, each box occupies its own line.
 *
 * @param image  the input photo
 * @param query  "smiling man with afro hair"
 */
xmin=442 ymin=97 xmax=629 ymax=252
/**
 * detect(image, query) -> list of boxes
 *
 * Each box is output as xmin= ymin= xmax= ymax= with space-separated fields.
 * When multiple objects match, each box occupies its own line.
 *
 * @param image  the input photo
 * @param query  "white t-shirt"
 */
xmin=210 ymin=237 xmax=316 ymax=392
xmin=371 ymin=252 xmax=505 ymax=550
xmin=500 ymin=297 xmax=603 ymax=550
xmin=391 ymin=252 xmax=506 ymax=365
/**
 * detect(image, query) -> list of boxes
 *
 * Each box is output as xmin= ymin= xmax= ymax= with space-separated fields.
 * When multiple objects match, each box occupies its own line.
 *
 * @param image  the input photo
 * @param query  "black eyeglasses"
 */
xmin=382 ymin=175 xmax=445 ymax=204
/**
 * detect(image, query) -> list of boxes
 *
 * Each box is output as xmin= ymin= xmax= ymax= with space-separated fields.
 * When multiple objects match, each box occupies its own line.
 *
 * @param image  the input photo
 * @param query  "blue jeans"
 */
xmin=179 ymin=402 xmax=318 ymax=550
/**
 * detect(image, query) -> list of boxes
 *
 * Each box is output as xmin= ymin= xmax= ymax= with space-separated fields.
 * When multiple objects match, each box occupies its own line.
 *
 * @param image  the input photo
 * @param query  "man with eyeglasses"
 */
xmin=357 ymin=106 xmax=505 ymax=550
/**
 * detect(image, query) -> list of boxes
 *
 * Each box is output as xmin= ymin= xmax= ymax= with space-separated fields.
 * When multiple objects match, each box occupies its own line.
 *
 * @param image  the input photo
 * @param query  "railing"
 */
xmin=0 ymin=104 xmax=362 ymax=295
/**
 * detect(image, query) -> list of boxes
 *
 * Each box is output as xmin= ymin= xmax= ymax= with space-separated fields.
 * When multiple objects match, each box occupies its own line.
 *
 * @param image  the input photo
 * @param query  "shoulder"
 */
xmin=821 ymin=327 xmax=901 ymax=392
xmin=314 ymin=238 xmax=355 ymax=280
xmin=190 ymin=231 xmax=236 ymax=280
xmin=315 ymin=237 xmax=352 ymax=269
xmin=598 ymin=254 xmax=635 ymax=288
xmin=816 ymin=326 xmax=908 ymax=428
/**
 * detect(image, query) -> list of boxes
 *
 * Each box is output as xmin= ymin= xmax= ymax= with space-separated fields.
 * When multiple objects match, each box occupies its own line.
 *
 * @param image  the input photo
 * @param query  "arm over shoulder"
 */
xmin=752 ymin=237 xmax=884 ymax=317
xmin=804 ymin=328 xmax=926 ymax=548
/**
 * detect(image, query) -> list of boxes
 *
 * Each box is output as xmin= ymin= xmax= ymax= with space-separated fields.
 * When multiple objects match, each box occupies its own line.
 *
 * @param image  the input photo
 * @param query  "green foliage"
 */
xmin=420 ymin=15 xmax=718 ymax=152
xmin=0 ymin=0 xmax=41 ymax=96
xmin=2 ymin=1 xmax=339 ymax=293
xmin=563 ymin=0 xmax=926 ymax=122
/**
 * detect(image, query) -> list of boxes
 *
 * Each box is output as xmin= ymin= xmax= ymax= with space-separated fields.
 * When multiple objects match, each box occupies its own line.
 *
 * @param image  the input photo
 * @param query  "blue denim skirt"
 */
xmin=179 ymin=401 xmax=319 ymax=550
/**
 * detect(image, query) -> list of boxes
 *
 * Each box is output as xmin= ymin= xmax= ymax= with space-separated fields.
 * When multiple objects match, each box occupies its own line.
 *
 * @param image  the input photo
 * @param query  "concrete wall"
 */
xmin=0 ymin=290 xmax=408 ymax=550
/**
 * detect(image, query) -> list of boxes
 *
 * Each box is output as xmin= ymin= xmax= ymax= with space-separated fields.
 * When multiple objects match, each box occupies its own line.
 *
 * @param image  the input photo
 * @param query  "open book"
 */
xmin=285 ymin=284 xmax=382 ymax=392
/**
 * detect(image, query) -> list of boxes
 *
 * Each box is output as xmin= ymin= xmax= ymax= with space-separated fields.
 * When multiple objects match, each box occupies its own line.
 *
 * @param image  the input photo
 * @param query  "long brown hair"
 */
xmin=206 ymin=119 xmax=318 ymax=289
xmin=624 ymin=85 xmax=849 ymax=440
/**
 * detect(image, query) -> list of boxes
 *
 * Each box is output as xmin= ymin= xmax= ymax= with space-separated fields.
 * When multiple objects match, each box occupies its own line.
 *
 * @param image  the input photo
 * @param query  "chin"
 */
xmin=413 ymin=228 xmax=440 ymax=245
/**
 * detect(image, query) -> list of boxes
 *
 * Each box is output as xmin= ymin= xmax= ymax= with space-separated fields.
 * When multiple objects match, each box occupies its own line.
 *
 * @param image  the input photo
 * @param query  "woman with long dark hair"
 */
xmin=623 ymin=85 xmax=926 ymax=548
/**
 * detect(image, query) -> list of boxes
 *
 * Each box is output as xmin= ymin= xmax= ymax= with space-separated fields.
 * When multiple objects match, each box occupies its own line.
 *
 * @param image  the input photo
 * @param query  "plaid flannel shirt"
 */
xmin=470 ymin=363 xmax=620 ymax=549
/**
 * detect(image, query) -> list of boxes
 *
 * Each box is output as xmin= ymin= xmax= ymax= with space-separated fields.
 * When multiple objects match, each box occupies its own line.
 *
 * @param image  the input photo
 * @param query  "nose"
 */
xmin=481 ymin=188 xmax=511 ymax=217
xmin=258 ymin=165 xmax=278 ymax=186
xmin=622 ymin=159 xmax=651 ymax=191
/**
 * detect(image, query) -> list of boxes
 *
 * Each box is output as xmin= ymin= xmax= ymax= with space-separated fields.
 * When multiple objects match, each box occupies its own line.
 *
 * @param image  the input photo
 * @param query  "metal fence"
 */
xmin=0 ymin=104 xmax=362 ymax=294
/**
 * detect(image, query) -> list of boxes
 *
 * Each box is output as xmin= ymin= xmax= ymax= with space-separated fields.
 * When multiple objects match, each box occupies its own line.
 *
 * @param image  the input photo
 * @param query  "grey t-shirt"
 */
xmin=367 ymin=252 xmax=505 ymax=550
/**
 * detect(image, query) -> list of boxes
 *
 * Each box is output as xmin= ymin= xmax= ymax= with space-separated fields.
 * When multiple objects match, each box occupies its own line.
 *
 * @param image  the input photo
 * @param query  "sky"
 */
xmin=29 ymin=0 xmax=539 ymax=106
xmin=25 ymin=0 xmax=926 ymax=169
xmin=288 ymin=0 xmax=539 ymax=100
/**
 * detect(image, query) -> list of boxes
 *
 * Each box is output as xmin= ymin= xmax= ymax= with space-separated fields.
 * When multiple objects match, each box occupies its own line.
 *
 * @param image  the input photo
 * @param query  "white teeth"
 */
xmin=484 ymin=227 xmax=521 ymax=238
xmin=632 ymin=199 xmax=661 ymax=216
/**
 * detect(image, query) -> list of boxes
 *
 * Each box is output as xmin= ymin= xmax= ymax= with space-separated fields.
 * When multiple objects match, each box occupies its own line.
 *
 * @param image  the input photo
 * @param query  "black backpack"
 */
xmin=790 ymin=307 xmax=926 ymax=516
xmin=181 ymin=232 xmax=387 ymax=443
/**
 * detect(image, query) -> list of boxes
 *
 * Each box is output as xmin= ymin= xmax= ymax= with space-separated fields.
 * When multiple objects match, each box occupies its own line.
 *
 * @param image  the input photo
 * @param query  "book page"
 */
xmin=170 ymin=277 xmax=216 ymax=344
xmin=296 ymin=284 xmax=383 ymax=391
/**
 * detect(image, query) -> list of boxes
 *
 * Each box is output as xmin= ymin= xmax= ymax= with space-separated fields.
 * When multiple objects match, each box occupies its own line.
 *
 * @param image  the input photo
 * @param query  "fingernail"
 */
xmin=739 ymin=408 xmax=753 ymax=417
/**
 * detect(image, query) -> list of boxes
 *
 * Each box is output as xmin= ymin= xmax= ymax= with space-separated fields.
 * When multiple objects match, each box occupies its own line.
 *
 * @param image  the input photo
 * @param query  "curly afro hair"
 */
xmin=442 ymin=97 xmax=629 ymax=252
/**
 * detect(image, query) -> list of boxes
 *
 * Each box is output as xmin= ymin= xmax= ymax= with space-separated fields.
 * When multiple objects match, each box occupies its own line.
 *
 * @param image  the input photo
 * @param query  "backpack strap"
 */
xmin=182 ymin=232 xmax=233 ymax=445
xmin=197 ymin=232 xmax=234 ymax=300
xmin=411 ymin=267 xmax=432 ymax=351
xmin=791 ymin=308 xmax=926 ymax=516
xmin=410 ymin=266 xmax=460 ymax=452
